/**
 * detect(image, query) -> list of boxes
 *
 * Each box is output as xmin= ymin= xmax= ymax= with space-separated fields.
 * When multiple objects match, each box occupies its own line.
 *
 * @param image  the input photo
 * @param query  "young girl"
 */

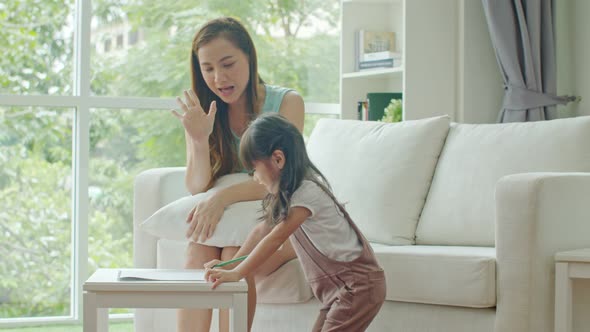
xmin=204 ymin=113 xmax=386 ymax=331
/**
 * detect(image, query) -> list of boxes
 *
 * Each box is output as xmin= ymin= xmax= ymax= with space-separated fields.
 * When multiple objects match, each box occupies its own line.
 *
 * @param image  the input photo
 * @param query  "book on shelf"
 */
xmin=358 ymin=92 xmax=403 ymax=122
xmin=357 ymin=100 xmax=368 ymax=121
xmin=358 ymin=58 xmax=401 ymax=71
xmin=355 ymin=30 xmax=401 ymax=71
xmin=362 ymin=51 xmax=399 ymax=62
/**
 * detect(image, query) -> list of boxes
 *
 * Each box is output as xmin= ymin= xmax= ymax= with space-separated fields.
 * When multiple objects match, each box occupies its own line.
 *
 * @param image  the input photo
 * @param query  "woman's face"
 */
xmin=197 ymin=37 xmax=250 ymax=105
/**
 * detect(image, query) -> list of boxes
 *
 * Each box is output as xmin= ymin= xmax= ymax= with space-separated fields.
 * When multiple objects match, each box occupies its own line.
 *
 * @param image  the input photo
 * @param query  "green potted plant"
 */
xmin=381 ymin=98 xmax=402 ymax=123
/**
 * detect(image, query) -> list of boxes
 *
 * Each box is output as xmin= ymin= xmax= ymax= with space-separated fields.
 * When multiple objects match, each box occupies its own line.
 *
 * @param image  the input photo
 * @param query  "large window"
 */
xmin=0 ymin=0 xmax=339 ymax=327
xmin=0 ymin=107 xmax=74 ymax=319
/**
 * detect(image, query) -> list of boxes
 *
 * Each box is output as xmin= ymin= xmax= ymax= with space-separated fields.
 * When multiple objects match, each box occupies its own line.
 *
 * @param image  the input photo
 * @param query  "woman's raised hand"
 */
xmin=172 ymin=89 xmax=217 ymax=142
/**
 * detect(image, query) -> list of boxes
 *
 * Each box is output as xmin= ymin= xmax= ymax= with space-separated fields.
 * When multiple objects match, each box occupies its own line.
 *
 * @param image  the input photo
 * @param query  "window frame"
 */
xmin=0 ymin=0 xmax=339 ymax=327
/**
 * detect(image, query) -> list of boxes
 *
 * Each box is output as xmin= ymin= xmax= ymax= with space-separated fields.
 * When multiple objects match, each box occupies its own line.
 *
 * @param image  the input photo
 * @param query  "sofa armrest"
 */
xmin=133 ymin=167 xmax=188 ymax=268
xmin=495 ymin=172 xmax=590 ymax=332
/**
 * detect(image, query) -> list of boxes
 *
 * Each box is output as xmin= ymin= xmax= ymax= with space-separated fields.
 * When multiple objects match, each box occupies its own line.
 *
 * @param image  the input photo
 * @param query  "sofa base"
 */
xmin=134 ymin=300 xmax=495 ymax=332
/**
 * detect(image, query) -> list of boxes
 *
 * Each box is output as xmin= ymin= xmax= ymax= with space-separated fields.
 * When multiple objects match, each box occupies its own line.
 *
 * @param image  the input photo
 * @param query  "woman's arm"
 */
xmin=186 ymin=179 xmax=269 ymax=242
xmin=204 ymin=206 xmax=311 ymax=288
xmin=173 ymin=89 xmax=218 ymax=195
xmin=187 ymin=89 xmax=303 ymax=195
xmin=184 ymin=131 xmax=212 ymax=195
xmin=279 ymin=91 xmax=305 ymax=133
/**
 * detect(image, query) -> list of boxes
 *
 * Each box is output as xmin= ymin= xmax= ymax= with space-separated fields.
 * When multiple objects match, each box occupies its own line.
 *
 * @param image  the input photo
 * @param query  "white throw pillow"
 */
xmin=306 ymin=116 xmax=451 ymax=245
xmin=139 ymin=173 xmax=263 ymax=247
xmin=416 ymin=116 xmax=590 ymax=246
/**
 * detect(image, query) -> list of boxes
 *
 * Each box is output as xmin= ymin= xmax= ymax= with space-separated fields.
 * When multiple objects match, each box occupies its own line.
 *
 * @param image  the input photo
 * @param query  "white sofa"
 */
xmin=133 ymin=115 xmax=590 ymax=332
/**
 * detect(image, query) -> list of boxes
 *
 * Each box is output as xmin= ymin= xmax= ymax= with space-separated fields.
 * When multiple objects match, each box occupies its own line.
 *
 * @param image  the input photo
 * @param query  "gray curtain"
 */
xmin=482 ymin=0 xmax=576 ymax=122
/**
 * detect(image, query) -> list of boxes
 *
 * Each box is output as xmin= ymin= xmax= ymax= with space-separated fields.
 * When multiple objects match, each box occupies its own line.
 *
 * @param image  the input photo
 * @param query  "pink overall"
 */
xmin=290 ymin=218 xmax=386 ymax=332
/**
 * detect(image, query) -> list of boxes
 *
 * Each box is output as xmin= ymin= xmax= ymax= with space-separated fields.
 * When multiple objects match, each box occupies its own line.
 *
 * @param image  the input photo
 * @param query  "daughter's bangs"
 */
xmin=238 ymin=130 xmax=257 ymax=171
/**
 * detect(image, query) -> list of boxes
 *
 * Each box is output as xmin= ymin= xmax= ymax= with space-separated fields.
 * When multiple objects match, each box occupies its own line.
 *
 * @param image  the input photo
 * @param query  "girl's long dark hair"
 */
xmin=191 ymin=17 xmax=264 ymax=189
xmin=239 ymin=113 xmax=353 ymax=226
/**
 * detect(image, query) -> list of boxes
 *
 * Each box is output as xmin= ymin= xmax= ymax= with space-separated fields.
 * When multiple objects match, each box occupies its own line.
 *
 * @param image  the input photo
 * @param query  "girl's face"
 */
xmin=251 ymin=151 xmax=285 ymax=194
xmin=197 ymin=37 xmax=250 ymax=105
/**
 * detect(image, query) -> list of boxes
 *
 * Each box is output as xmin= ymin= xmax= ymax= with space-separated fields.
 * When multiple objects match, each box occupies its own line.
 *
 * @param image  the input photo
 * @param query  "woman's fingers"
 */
xmin=186 ymin=207 xmax=196 ymax=223
xmin=200 ymin=224 xmax=210 ymax=242
xmin=175 ymin=96 xmax=189 ymax=112
xmin=188 ymin=89 xmax=201 ymax=107
xmin=208 ymin=100 xmax=217 ymax=118
xmin=170 ymin=109 xmax=183 ymax=119
xmin=192 ymin=222 xmax=204 ymax=242
xmin=207 ymin=224 xmax=216 ymax=239
xmin=186 ymin=220 xmax=196 ymax=238
xmin=186 ymin=211 xmax=198 ymax=238
xmin=183 ymin=90 xmax=196 ymax=108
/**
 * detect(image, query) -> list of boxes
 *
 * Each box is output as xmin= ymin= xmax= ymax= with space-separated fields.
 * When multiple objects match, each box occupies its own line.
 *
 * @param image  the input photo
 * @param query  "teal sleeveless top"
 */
xmin=232 ymin=84 xmax=294 ymax=172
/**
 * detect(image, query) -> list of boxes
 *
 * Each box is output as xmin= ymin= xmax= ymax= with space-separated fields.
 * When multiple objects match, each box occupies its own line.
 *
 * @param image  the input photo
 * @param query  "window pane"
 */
xmin=88 ymin=108 xmax=184 ymax=270
xmin=90 ymin=1 xmax=340 ymax=103
xmin=0 ymin=106 xmax=73 ymax=319
xmin=0 ymin=0 xmax=75 ymax=95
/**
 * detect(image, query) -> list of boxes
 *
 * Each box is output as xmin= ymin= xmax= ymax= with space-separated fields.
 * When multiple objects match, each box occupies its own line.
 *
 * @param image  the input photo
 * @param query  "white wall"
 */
xmin=556 ymin=0 xmax=575 ymax=118
xmin=570 ymin=0 xmax=590 ymax=116
xmin=403 ymin=0 xmax=458 ymax=122
xmin=457 ymin=0 xmax=503 ymax=124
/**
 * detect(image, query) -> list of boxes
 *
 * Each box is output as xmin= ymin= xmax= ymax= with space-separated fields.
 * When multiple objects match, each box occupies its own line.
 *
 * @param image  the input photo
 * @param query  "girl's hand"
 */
xmin=205 ymin=268 xmax=242 ymax=289
xmin=171 ymin=89 xmax=217 ymax=143
xmin=185 ymin=194 xmax=225 ymax=242
xmin=203 ymin=259 xmax=223 ymax=270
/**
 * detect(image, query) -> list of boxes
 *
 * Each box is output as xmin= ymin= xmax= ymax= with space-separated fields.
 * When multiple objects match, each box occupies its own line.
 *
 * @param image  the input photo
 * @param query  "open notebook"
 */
xmin=117 ymin=269 xmax=206 ymax=281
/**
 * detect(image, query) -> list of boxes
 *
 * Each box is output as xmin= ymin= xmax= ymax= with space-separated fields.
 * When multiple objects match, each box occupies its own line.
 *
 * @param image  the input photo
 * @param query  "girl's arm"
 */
xmin=213 ymin=178 xmax=268 ymax=205
xmin=204 ymin=206 xmax=311 ymax=288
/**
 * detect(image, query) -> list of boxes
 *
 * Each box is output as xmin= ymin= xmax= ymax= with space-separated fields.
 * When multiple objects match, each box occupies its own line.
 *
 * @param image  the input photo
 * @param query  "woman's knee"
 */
xmin=184 ymin=243 xmax=221 ymax=268
xmin=221 ymin=246 xmax=240 ymax=261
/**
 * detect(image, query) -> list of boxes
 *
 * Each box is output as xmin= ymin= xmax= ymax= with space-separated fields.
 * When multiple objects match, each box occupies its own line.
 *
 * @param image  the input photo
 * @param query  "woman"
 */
xmin=172 ymin=17 xmax=303 ymax=332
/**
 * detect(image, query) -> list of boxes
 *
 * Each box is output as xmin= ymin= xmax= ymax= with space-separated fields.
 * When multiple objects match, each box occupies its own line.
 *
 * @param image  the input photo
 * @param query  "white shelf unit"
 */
xmin=340 ymin=0 xmax=458 ymax=121
xmin=340 ymin=0 xmax=403 ymax=120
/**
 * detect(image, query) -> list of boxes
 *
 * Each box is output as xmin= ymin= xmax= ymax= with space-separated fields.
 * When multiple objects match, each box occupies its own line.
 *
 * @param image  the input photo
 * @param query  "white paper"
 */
xmin=117 ymin=269 xmax=206 ymax=281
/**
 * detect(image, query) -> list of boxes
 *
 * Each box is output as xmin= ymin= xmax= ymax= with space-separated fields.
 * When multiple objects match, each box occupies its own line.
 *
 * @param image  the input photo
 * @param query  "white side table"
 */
xmin=83 ymin=269 xmax=248 ymax=332
xmin=554 ymin=248 xmax=590 ymax=332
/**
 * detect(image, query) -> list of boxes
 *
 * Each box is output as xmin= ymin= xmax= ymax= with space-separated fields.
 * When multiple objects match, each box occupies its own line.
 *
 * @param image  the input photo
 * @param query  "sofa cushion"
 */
xmin=306 ymin=116 xmax=450 ymax=245
xmin=155 ymin=238 xmax=313 ymax=304
xmin=156 ymin=240 xmax=495 ymax=308
xmin=372 ymin=244 xmax=496 ymax=308
xmin=416 ymin=116 xmax=590 ymax=246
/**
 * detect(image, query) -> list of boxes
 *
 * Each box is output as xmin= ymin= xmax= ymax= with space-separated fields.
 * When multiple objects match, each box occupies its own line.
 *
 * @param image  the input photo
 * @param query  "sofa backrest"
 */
xmin=416 ymin=116 xmax=590 ymax=247
xmin=306 ymin=116 xmax=450 ymax=245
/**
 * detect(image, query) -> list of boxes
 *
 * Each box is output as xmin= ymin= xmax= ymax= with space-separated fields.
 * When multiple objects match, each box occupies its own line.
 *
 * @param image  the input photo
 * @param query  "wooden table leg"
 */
xmin=555 ymin=262 xmax=572 ymax=332
xmin=83 ymin=292 xmax=108 ymax=332
xmin=231 ymin=293 xmax=248 ymax=332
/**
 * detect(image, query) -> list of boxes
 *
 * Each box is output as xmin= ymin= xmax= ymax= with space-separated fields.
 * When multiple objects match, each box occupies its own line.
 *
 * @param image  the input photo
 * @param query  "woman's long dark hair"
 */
xmin=239 ymin=113 xmax=353 ymax=226
xmin=191 ymin=17 xmax=264 ymax=189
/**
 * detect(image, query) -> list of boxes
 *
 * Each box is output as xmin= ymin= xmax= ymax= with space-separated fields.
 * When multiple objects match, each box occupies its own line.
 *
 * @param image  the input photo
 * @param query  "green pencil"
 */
xmin=212 ymin=255 xmax=248 ymax=268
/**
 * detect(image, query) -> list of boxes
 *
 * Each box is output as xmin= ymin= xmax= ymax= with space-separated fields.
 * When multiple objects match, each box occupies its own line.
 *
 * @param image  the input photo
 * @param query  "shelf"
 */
xmin=342 ymin=67 xmax=403 ymax=79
